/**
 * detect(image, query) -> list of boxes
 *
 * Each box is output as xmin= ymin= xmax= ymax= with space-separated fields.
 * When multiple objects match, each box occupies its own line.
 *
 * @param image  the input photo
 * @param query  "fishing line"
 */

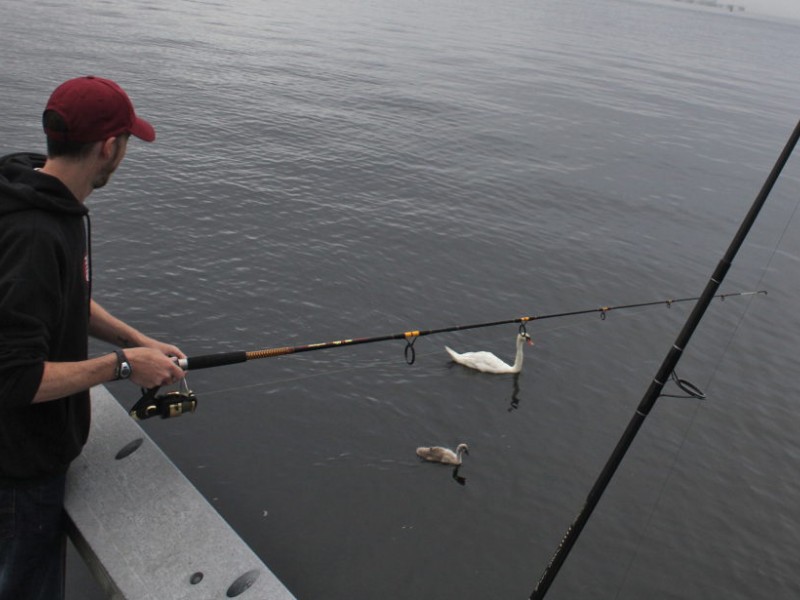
xmin=749 ymin=175 xmax=800 ymax=292
xmin=198 ymin=354 xmax=411 ymax=399
xmin=612 ymin=293 xmax=765 ymax=600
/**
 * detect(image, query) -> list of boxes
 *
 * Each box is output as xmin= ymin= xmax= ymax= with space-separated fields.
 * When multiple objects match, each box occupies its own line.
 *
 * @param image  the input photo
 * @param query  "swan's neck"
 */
xmin=512 ymin=337 xmax=526 ymax=370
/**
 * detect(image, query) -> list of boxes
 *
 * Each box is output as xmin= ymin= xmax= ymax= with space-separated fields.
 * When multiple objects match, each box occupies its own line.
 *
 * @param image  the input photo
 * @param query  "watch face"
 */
xmin=120 ymin=362 xmax=132 ymax=378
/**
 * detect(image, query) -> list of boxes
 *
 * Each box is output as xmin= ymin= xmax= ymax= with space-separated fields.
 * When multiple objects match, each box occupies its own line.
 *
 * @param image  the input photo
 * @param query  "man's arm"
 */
xmin=89 ymin=299 xmax=185 ymax=359
xmin=33 ymin=354 xmax=119 ymax=403
xmin=32 ymin=301 xmax=186 ymax=403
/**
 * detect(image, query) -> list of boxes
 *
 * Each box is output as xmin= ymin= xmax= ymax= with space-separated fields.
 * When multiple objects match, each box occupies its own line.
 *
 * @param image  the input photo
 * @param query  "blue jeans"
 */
xmin=0 ymin=473 xmax=66 ymax=600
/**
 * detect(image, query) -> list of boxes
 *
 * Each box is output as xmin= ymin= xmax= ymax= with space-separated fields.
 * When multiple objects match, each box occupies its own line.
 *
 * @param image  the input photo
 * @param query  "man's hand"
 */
xmin=123 ymin=347 xmax=186 ymax=389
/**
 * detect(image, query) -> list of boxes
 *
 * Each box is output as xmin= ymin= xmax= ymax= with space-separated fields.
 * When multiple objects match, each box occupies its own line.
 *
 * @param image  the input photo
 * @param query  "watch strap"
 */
xmin=114 ymin=349 xmax=131 ymax=380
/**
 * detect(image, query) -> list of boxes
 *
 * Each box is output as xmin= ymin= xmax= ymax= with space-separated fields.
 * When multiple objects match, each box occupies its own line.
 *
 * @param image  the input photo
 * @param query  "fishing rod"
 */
xmin=529 ymin=118 xmax=800 ymax=599
xmin=130 ymin=289 xmax=766 ymax=419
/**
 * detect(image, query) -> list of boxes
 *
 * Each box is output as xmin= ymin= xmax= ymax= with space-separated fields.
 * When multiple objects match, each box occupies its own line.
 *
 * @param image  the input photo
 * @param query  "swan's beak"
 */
xmin=527 ymin=337 xmax=534 ymax=346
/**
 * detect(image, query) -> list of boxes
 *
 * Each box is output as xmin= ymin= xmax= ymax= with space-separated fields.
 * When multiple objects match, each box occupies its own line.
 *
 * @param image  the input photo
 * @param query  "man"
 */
xmin=0 ymin=76 xmax=187 ymax=599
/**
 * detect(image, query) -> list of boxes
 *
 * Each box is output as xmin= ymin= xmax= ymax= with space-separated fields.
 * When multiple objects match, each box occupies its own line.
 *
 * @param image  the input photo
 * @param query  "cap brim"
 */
xmin=130 ymin=116 xmax=156 ymax=142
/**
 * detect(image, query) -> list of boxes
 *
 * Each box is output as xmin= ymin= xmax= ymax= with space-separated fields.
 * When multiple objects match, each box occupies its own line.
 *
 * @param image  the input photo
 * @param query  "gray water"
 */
xmin=4 ymin=0 xmax=800 ymax=598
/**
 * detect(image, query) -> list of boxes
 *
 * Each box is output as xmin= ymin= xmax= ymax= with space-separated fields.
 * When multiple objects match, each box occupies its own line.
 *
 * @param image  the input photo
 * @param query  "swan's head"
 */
xmin=518 ymin=332 xmax=534 ymax=346
xmin=456 ymin=443 xmax=469 ymax=455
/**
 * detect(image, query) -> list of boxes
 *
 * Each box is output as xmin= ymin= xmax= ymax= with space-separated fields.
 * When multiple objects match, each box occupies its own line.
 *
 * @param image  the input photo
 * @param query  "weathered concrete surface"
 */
xmin=65 ymin=385 xmax=297 ymax=600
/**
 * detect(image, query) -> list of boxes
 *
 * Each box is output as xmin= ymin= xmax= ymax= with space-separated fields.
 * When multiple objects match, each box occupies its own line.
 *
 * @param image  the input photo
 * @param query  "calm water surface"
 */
xmin=3 ymin=0 xmax=800 ymax=598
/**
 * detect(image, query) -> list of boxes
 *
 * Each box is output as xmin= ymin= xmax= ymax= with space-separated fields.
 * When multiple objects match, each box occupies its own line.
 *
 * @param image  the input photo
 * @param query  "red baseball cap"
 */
xmin=43 ymin=76 xmax=155 ymax=143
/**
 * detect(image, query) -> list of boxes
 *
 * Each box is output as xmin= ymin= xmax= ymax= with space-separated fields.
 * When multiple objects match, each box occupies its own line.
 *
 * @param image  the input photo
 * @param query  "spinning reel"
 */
xmin=130 ymin=377 xmax=198 ymax=420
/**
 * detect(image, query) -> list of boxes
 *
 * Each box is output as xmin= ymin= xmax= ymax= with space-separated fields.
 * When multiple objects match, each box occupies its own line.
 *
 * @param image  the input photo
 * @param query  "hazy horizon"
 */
xmin=636 ymin=0 xmax=800 ymax=21
xmin=734 ymin=0 xmax=800 ymax=20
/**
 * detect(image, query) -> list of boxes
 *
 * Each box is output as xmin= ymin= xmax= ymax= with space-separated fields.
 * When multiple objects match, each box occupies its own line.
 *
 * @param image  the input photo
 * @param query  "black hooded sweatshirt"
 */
xmin=0 ymin=152 xmax=91 ymax=485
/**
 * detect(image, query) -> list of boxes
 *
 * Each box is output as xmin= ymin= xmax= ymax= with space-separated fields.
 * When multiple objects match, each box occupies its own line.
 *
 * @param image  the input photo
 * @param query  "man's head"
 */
xmin=41 ymin=76 xmax=155 ymax=194
xmin=43 ymin=76 xmax=155 ymax=159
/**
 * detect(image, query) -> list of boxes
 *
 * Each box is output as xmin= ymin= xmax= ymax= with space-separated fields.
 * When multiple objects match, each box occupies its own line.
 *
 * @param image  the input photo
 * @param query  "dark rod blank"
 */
xmin=529 ymin=119 xmax=800 ymax=599
xmin=178 ymin=291 xmax=765 ymax=371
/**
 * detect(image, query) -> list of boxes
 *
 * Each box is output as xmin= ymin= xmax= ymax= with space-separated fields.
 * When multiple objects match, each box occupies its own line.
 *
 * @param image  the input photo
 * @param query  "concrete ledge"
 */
xmin=65 ymin=385 xmax=297 ymax=600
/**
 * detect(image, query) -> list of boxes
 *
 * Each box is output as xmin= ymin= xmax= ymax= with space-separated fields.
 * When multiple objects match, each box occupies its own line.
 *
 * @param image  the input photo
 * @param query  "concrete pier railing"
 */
xmin=65 ymin=385 xmax=297 ymax=600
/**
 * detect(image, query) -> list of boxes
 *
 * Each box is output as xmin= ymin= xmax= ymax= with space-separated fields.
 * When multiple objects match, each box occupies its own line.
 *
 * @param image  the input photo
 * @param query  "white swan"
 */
xmin=416 ymin=443 xmax=469 ymax=465
xmin=445 ymin=332 xmax=533 ymax=374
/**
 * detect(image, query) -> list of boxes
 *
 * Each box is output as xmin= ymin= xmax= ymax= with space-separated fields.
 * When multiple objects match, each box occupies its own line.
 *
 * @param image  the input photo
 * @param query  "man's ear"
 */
xmin=99 ymin=137 xmax=117 ymax=159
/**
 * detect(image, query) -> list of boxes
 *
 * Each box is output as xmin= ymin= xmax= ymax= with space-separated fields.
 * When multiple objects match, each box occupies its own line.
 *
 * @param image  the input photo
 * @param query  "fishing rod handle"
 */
xmin=181 ymin=351 xmax=248 ymax=371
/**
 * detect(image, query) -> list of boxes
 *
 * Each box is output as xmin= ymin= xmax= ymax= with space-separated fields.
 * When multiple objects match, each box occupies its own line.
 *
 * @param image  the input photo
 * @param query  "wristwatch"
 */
xmin=114 ymin=349 xmax=132 ymax=380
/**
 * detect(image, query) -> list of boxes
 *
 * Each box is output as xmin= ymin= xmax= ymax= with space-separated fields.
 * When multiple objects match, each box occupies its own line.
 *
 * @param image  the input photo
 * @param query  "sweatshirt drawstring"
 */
xmin=84 ymin=214 xmax=92 ymax=316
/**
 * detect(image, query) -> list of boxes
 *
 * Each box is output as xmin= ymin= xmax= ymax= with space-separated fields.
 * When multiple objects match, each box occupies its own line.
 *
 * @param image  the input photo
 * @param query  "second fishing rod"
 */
xmin=130 ymin=289 xmax=765 ymax=419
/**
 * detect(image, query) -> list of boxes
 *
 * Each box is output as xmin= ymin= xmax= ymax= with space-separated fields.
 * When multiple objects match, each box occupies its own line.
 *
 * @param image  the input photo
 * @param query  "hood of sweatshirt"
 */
xmin=0 ymin=152 xmax=88 ymax=218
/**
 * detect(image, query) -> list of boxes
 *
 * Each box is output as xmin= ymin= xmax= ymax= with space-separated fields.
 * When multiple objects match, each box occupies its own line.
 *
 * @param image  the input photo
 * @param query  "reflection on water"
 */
xmin=508 ymin=373 xmax=522 ymax=412
xmin=452 ymin=465 xmax=466 ymax=486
